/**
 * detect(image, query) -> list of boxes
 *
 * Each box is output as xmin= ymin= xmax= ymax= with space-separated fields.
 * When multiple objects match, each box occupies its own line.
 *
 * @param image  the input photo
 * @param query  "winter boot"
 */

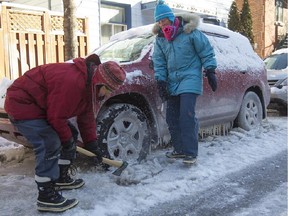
xmin=36 ymin=181 xmax=78 ymax=212
xmin=55 ymin=164 xmax=85 ymax=190
xmin=183 ymin=155 xmax=197 ymax=164
xmin=165 ymin=150 xmax=185 ymax=158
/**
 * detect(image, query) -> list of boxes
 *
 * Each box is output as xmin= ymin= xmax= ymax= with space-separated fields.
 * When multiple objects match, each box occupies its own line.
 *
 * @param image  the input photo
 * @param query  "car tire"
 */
xmin=236 ymin=91 xmax=263 ymax=131
xmin=279 ymin=106 xmax=287 ymax=116
xmin=96 ymin=103 xmax=150 ymax=161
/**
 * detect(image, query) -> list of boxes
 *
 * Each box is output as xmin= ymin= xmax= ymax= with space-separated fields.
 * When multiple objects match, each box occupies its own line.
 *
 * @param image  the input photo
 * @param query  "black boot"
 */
xmin=37 ymin=181 xmax=78 ymax=212
xmin=55 ymin=164 xmax=85 ymax=190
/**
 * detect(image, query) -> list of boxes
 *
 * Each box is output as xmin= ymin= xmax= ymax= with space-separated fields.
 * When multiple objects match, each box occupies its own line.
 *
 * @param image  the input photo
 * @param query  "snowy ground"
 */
xmin=0 ymin=116 xmax=287 ymax=216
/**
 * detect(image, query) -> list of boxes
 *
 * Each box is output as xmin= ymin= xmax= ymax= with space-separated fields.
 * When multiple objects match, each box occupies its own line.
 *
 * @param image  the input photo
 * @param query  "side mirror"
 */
xmin=276 ymin=84 xmax=283 ymax=89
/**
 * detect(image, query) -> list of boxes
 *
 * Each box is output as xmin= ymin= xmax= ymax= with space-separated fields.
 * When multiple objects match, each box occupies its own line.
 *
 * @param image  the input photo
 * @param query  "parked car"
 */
xmin=264 ymin=48 xmax=288 ymax=86
xmin=0 ymin=21 xmax=271 ymax=162
xmin=268 ymin=77 xmax=287 ymax=115
xmin=87 ymin=22 xmax=270 ymax=161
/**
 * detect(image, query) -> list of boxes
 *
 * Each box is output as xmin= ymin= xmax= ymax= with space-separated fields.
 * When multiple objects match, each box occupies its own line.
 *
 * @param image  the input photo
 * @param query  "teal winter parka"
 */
xmin=152 ymin=13 xmax=217 ymax=95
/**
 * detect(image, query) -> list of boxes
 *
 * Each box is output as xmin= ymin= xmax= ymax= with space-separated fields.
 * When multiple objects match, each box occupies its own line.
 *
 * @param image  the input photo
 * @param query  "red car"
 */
xmin=90 ymin=23 xmax=270 ymax=161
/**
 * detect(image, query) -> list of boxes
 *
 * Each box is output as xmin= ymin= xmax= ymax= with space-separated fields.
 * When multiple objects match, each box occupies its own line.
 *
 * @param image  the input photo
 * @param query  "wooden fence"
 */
xmin=0 ymin=4 xmax=89 ymax=80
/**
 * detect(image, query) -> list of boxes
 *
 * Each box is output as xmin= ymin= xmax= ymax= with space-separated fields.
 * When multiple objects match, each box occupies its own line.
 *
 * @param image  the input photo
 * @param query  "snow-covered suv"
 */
xmin=88 ymin=22 xmax=270 ymax=161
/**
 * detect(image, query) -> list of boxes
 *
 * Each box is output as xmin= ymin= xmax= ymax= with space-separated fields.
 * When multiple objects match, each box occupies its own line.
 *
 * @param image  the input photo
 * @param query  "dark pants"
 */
xmin=166 ymin=93 xmax=199 ymax=157
xmin=11 ymin=119 xmax=61 ymax=181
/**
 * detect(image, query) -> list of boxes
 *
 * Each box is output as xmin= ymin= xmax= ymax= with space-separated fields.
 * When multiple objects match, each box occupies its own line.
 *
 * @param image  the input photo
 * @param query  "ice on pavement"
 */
xmin=0 ymin=116 xmax=287 ymax=216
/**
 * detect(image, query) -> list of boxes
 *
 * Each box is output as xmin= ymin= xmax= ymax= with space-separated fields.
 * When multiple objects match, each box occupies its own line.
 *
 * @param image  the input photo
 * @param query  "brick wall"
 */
xmin=236 ymin=0 xmax=288 ymax=58
xmin=264 ymin=0 xmax=277 ymax=57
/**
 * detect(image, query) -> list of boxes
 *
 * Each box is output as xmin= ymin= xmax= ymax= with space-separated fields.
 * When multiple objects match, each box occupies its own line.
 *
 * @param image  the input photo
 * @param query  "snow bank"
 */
xmin=0 ymin=137 xmax=25 ymax=164
xmin=0 ymin=77 xmax=14 ymax=108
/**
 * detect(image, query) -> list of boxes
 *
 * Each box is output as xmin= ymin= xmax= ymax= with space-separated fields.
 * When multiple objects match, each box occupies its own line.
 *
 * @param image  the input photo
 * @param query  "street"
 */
xmin=133 ymin=150 xmax=287 ymax=216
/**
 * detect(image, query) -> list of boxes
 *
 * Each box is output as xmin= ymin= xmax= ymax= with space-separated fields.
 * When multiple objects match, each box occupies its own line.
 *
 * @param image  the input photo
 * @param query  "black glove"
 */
xmin=157 ymin=80 xmax=169 ymax=101
xmin=60 ymin=138 xmax=77 ymax=162
xmin=205 ymin=68 xmax=217 ymax=92
xmin=67 ymin=121 xmax=78 ymax=142
xmin=84 ymin=141 xmax=111 ymax=169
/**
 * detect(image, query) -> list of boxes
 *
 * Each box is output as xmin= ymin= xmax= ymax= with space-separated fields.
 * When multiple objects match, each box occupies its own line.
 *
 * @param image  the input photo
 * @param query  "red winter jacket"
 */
xmin=4 ymin=58 xmax=97 ymax=143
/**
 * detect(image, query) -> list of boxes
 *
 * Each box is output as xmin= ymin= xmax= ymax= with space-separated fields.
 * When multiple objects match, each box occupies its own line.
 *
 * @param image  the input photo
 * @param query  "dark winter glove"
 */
xmin=157 ymin=80 xmax=169 ymax=101
xmin=60 ymin=138 xmax=77 ymax=162
xmin=67 ymin=121 xmax=79 ymax=142
xmin=205 ymin=68 xmax=217 ymax=92
xmin=84 ymin=141 xmax=111 ymax=170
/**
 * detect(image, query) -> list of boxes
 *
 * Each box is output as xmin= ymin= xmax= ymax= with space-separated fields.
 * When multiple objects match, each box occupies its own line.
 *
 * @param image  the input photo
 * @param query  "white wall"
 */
xmin=75 ymin=0 xmax=100 ymax=52
xmin=9 ymin=0 xmax=63 ymax=11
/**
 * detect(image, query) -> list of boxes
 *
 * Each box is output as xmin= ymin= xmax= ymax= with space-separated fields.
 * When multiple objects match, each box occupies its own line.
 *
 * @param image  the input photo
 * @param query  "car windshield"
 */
xmin=264 ymin=53 xmax=288 ymax=70
xmin=95 ymin=33 xmax=155 ymax=63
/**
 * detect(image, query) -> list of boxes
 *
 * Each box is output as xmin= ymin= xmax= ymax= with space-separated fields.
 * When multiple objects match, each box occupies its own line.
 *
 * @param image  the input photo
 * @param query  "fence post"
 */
xmin=85 ymin=17 xmax=90 ymax=54
xmin=43 ymin=11 xmax=51 ymax=64
xmin=1 ymin=5 xmax=11 ymax=79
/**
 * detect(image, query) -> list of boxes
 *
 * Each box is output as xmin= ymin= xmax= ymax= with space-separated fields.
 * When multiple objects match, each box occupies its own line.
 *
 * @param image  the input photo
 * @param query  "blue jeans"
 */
xmin=10 ymin=119 xmax=61 ymax=181
xmin=166 ymin=93 xmax=199 ymax=157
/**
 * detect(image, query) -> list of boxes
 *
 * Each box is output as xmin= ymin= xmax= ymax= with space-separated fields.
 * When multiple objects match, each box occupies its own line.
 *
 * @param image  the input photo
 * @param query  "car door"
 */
xmin=196 ymin=32 xmax=256 ymax=127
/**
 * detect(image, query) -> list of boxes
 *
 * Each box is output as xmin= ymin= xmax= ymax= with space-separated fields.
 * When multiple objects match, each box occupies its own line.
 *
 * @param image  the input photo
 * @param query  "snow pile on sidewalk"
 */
xmin=0 ymin=137 xmax=25 ymax=164
xmin=0 ymin=77 xmax=14 ymax=108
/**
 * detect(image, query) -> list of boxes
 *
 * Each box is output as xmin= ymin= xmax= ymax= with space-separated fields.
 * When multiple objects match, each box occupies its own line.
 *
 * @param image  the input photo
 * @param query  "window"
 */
xmin=275 ymin=0 xmax=285 ymax=22
xmin=264 ymin=53 xmax=288 ymax=70
xmin=100 ymin=4 xmax=127 ymax=45
xmin=101 ymin=24 xmax=127 ymax=45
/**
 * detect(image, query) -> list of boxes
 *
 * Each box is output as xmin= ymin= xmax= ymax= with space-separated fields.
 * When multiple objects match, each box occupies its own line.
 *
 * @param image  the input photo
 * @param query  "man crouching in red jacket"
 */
xmin=4 ymin=54 xmax=126 ymax=213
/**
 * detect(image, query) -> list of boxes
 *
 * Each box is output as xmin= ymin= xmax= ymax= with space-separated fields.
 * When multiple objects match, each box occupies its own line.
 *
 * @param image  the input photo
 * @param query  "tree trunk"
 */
xmin=63 ymin=0 xmax=77 ymax=61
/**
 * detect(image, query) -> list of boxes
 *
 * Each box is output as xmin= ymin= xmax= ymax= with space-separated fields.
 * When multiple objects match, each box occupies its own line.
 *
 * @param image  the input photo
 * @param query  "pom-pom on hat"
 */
xmin=85 ymin=53 xmax=101 ymax=66
xmin=93 ymin=61 xmax=126 ymax=91
xmin=154 ymin=0 xmax=175 ymax=23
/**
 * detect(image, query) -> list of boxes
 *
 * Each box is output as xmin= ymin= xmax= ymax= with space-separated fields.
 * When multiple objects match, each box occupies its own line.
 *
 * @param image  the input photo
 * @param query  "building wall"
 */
xmin=9 ymin=0 xmax=63 ymax=11
xmin=236 ymin=0 xmax=288 ymax=58
xmin=264 ymin=0 xmax=278 ymax=57
xmin=250 ymin=0 xmax=266 ymax=57
xmin=75 ymin=0 xmax=100 ymax=52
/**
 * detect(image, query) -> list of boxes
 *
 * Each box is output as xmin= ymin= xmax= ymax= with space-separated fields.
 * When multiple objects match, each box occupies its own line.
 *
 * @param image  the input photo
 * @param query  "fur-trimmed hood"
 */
xmin=152 ymin=13 xmax=200 ymax=35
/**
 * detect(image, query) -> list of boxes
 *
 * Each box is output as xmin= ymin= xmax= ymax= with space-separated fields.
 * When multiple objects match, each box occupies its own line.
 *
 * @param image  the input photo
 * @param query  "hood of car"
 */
xmin=267 ymin=68 xmax=288 ymax=81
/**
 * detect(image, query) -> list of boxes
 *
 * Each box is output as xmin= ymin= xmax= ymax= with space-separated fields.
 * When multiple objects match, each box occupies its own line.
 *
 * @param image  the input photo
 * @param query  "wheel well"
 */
xmin=99 ymin=92 xmax=156 ymax=134
xmin=244 ymin=86 xmax=267 ymax=119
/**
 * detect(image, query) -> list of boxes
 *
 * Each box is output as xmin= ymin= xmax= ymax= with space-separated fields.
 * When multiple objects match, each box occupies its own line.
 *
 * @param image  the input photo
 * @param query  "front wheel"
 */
xmin=96 ymin=103 xmax=150 ymax=161
xmin=235 ymin=92 xmax=263 ymax=131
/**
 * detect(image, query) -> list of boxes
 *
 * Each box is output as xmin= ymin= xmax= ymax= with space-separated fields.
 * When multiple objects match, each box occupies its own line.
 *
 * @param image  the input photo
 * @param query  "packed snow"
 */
xmin=0 ymin=116 xmax=287 ymax=216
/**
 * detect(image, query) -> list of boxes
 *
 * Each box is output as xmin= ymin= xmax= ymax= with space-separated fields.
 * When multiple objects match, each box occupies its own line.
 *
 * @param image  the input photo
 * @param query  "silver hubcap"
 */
xmin=244 ymin=100 xmax=259 ymax=126
xmin=106 ymin=110 xmax=147 ymax=160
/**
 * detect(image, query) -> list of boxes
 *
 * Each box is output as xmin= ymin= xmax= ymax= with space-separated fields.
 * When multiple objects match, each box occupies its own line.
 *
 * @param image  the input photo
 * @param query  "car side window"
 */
xmin=264 ymin=53 xmax=288 ymax=70
xmin=274 ymin=53 xmax=287 ymax=70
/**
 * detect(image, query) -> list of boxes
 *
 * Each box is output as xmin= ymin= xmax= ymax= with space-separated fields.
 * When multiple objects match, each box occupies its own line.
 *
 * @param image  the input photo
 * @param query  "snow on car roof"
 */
xmin=272 ymin=48 xmax=288 ymax=55
xmin=111 ymin=22 xmax=264 ymax=72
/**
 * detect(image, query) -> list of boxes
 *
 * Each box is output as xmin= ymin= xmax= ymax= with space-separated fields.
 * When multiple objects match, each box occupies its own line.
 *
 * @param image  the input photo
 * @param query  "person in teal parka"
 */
xmin=152 ymin=0 xmax=217 ymax=164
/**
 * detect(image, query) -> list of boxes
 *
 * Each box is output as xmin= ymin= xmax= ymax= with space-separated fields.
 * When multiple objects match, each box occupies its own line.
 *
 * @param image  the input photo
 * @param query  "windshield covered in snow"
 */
xmin=95 ymin=33 xmax=155 ymax=63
